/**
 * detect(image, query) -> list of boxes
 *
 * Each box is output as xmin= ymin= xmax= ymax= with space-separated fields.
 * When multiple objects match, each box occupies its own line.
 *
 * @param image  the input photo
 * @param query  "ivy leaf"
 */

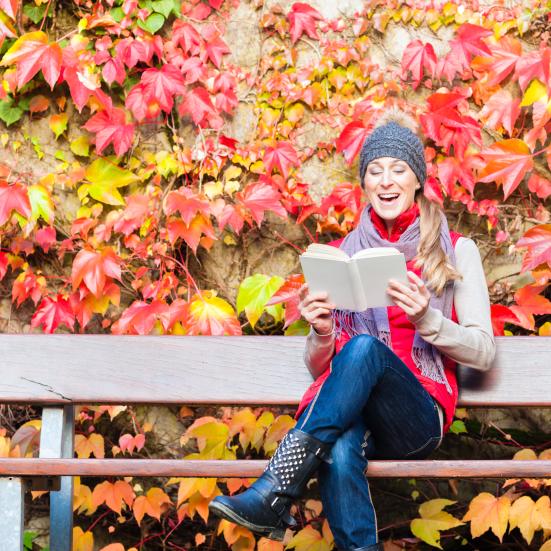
xmin=75 ymin=433 xmax=105 ymax=459
xmin=447 ymin=23 xmax=492 ymax=74
xmin=166 ymin=213 xmax=216 ymax=253
xmin=179 ymin=86 xmax=218 ymax=127
xmin=449 ymin=420 xmax=467 ymax=434
xmin=462 ymin=492 xmax=511 ymax=542
xmin=187 ymin=291 xmax=242 ymax=336
xmin=514 ymin=48 xmax=551 ymax=92
xmin=237 ymin=181 xmax=287 ymax=226
xmin=150 ymin=0 xmax=173 ymax=17
xmin=266 ymin=273 xmax=304 ymax=328
xmin=28 ymin=184 xmax=54 ymax=224
xmin=133 ymin=488 xmax=171 ymax=525
xmin=92 ymin=480 xmax=135 ymax=514
xmin=141 ymin=64 xmax=187 ymax=113
xmin=478 ymin=89 xmax=521 ymax=137
xmin=527 ymin=173 xmax=551 ymax=200
xmin=111 ymin=299 xmax=170 ymax=335
xmin=82 ymin=158 xmax=139 ymax=206
xmin=401 ymin=39 xmax=437 ymax=88
xmin=164 ymin=187 xmax=211 ymax=225
xmin=0 ymin=0 xmax=18 ymax=19
xmin=201 ymin=25 xmax=230 ymax=68
xmin=49 ymin=112 xmax=68 ymax=139
xmin=286 ymin=525 xmax=331 ymax=551
xmin=288 ymin=3 xmax=322 ymax=44
xmin=509 ymin=495 xmax=551 ymax=544
xmin=31 ymin=295 xmax=75 ymax=333
xmin=72 ymin=247 xmax=122 ymax=298
xmin=336 ymin=121 xmax=371 ymax=165
xmin=83 ymin=107 xmax=135 ymax=157
xmin=0 ymin=181 xmax=31 ymax=225
xmin=477 ymin=139 xmax=534 ymax=200
xmin=516 ymin=224 xmax=551 ymax=271
xmin=263 ymin=141 xmax=299 ymax=179
xmin=0 ymin=31 xmax=62 ymax=89
xmin=237 ymin=274 xmax=285 ymax=328
xmin=0 ymin=97 xmax=23 ymax=126
xmin=22 ymin=2 xmax=52 ymax=24
xmin=70 ymin=136 xmax=90 ymax=157
xmin=410 ymin=499 xmax=464 ymax=549
xmin=73 ymin=527 xmax=94 ymax=551
xmin=137 ymin=12 xmax=165 ymax=34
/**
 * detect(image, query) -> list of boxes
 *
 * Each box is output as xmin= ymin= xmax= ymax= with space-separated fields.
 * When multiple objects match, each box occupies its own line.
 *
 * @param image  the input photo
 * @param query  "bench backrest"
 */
xmin=4 ymin=335 xmax=550 ymax=406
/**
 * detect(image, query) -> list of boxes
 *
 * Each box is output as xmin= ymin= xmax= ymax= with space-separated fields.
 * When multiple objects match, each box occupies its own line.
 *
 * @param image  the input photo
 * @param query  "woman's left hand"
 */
xmin=387 ymin=271 xmax=431 ymax=324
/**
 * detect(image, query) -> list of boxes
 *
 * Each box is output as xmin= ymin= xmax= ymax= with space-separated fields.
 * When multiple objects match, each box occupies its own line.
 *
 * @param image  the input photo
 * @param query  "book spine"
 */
xmin=349 ymin=259 xmax=367 ymax=311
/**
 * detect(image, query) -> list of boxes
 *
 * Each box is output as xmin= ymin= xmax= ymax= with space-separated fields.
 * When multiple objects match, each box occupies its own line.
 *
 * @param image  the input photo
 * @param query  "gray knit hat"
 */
xmin=359 ymin=120 xmax=426 ymax=189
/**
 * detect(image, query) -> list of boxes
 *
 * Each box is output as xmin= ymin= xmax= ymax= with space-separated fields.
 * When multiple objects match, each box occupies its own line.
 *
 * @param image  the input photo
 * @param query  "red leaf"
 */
xmin=0 ymin=252 xmax=7 ymax=281
xmin=490 ymin=304 xmax=520 ymax=335
xmin=111 ymin=300 xmax=170 ymax=335
xmin=114 ymin=194 xmax=151 ymax=236
xmin=1 ymin=32 xmax=62 ymax=90
xmin=12 ymin=269 xmax=45 ymax=306
xmin=288 ymin=2 xmax=322 ymax=44
xmin=514 ymin=47 xmax=551 ymax=92
xmin=166 ymin=214 xmax=216 ymax=253
xmin=83 ymin=107 xmax=135 ymax=157
xmin=264 ymin=141 xmax=299 ymax=179
xmin=471 ymin=35 xmax=522 ymax=87
xmin=265 ymin=273 xmax=304 ymax=328
xmin=336 ymin=121 xmax=371 ymax=165
xmin=447 ymin=23 xmax=492 ymax=74
xmin=172 ymin=21 xmax=202 ymax=55
xmin=514 ymin=283 xmax=551 ymax=314
xmin=401 ymin=39 xmax=437 ymax=88
xmin=35 ymin=226 xmax=56 ymax=253
xmin=237 ymin=181 xmax=287 ymax=226
xmin=141 ymin=64 xmax=187 ymax=113
xmin=516 ymin=224 xmax=551 ymax=271
xmin=477 ymin=139 xmax=534 ymax=200
xmin=210 ymin=198 xmax=245 ymax=234
xmin=31 ymin=295 xmax=75 ymax=333
xmin=178 ymin=86 xmax=218 ymax=127
xmin=188 ymin=2 xmax=211 ymax=19
xmin=423 ymin=175 xmax=444 ymax=207
xmin=437 ymin=156 xmax=476 ymax=195
xmin=164 ymin=188 xmax=211 ymax=225
xmin=0 ymin=0 xmax=18 ymax=19
xmin=478 ymin=89 xmax=520 ymax=137
xmin=0 ymin=181 xmax=31 ymax=225
xmin=527 ymin=173 xmax=551 ymax=200
xmin=201 ymin=25 xmax=230 ymax=68
xmin=71 ymin=247 xmax=122 ymax=298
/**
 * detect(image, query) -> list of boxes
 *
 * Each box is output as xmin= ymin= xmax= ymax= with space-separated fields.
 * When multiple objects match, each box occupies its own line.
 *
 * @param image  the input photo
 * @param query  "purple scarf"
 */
xmin=332 ymin=204 xmax=454 ymax=394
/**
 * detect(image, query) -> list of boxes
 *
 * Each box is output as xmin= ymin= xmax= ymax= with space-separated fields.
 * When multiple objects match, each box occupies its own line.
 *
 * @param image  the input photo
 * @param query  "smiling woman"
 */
xmin=210 ymin=106 xmax=496 ymax=551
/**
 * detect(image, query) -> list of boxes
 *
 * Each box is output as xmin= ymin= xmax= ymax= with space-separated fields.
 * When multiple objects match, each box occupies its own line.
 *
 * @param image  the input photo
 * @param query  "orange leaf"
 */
xmin=187 ymin=291 xmax=241 ymax=336
xmin=75 ymin=433 xmax=104 ymax=459
xmin=73 ymin=527 xmax=94 ymax=551
xmin=92 ymin=480 xmax=135 ymax=514
xmin=133 ymin=488 xmax=172 ymax=525
xmin=462 ymin=492 xmax=510 ymax=542
xmin=72 ymin=247 xmax=122 ymax=298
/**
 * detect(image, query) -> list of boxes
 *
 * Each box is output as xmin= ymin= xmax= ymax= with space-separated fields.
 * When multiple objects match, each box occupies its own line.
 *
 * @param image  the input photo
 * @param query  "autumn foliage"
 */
xmin=0 ymin=0 xmax=551 ymax=548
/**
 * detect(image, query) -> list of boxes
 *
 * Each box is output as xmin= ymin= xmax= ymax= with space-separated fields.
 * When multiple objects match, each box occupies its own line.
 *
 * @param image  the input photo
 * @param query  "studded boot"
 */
xmin=209 ymin=427 xmax=332 ymax=541
xmin=349 ymin=544 xmax=384 ymax=551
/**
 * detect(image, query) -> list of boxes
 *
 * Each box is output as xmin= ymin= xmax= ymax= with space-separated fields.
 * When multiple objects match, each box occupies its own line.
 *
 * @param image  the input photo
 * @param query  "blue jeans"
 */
xmin=295 ymin=334 xmax=443 ymax=550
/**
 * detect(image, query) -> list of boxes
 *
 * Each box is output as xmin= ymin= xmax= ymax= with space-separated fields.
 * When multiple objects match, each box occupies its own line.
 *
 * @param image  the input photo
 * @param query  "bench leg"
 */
xmin=0 ymin=477 xmax=24 ymax=550
xmin=40 ymin=406 xmax=74 ymax=551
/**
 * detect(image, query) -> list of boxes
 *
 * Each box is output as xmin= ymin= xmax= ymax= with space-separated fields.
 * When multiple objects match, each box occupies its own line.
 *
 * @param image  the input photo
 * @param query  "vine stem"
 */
xmin=86 ymin=509 xmax=111 ymax=532
xmin=159 ymin=253 xmax=201 ymax=297
xmin=39 ymin=0 xmax=54 ymax=31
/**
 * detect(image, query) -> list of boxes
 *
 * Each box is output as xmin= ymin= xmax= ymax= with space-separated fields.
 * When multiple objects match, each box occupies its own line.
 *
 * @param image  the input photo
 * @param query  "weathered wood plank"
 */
xmin=0 ymin=458 xmax=549 ymax=478
xmin=0 ymin=335 xmax=549 ymax=405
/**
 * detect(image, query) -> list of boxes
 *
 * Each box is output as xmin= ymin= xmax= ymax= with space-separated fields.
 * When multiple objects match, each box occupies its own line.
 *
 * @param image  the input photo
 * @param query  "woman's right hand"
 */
xmin=298 ymin=283 xmax=336 ymax=335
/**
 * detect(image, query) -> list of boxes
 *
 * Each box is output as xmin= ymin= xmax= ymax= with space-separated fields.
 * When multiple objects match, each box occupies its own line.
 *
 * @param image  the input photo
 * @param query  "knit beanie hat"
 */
xmin=358 ymin=109 xmax=426 ymax=189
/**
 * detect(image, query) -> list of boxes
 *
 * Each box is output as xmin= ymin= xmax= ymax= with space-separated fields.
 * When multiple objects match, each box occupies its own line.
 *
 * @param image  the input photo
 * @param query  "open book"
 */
xmin=299 ymin=244 xmax=408 ymax=311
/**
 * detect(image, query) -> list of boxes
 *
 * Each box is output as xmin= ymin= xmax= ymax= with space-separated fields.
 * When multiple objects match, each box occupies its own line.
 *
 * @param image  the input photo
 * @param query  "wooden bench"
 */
xmin=0 ymin=334 xmax=550 ymax=550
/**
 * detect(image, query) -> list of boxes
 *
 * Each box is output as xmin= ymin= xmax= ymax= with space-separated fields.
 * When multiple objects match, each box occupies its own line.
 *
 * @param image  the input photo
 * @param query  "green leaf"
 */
xmin=70 ymin=135 xmax=90 ymax=157
xmin=0 ymin=97 xmax=23 ymax=126
xmin=28 ymin=184 xmax=54 ymax=223
xmin=449 ymin=420 xmax=467 ymax=434
xmin=410 ymin=499 xmax=464 ymax=549
xmin=284 ymin=319 xmax=309 ymax=336
xmin=23 ymin=531 xmax=37 ymax=550
xmin=236 ymin=274 xmax=285 ymax=328
xmin=110 ymin=6 xmax=124 ymax=22
xmin=150 ymin=0 xmax=173 ymax=18
xmin=23 ymin=3 xmax=53 ymax=24
xmin=82 ymin=158 xmax=139 ymax=206
xmin=137 ymin=12 xmax=165 ymax=34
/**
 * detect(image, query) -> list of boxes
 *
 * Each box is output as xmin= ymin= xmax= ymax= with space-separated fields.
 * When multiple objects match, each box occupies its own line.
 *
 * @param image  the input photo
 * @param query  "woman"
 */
xmin=210 ymin=108 xmax=496 ymax=551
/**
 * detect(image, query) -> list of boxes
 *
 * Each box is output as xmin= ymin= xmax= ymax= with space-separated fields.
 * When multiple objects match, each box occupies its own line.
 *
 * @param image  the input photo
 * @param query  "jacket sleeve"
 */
xmin=413 ymin=237 xmax=496 ymax=371
xmin=303 ymin=325 xmax=335 ymax=380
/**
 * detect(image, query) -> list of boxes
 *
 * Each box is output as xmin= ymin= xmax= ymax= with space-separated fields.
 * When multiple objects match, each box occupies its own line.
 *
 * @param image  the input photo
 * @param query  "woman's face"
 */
xmin=363 ymin=157 xmax=421 ymax=227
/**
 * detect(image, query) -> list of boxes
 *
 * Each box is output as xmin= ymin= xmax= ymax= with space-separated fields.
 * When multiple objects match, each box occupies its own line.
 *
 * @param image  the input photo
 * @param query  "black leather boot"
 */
xmin=350 ymin=544 xmax=384 ymax=551
xmin=209 ymin=428 xmax=332 ymax=540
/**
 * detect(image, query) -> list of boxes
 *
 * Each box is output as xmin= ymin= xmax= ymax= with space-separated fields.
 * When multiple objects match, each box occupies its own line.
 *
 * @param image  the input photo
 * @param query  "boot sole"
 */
xmin=208 ymin=500 xmax=286 ymax=541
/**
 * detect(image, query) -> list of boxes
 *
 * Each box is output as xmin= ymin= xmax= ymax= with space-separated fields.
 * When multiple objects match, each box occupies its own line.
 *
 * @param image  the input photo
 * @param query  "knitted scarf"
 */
xmin=332 ymin=203 xmax=455 ymax=394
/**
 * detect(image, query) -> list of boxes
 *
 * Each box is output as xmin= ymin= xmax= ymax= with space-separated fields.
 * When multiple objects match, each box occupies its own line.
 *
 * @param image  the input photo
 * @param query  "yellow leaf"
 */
xmin=263 ymin=415 xmax=296 ymax=455
xmin=49 ymin=113 xmax=68 ymax=139
xmin=83 ymin=158 xmax=139 ymax=206
xmin=541 ymin=539 xmax=551 ymax=551
xmin=28 ymin=184 xmax=54 ymax=224
xmin=99 ymin=545 xmax=125 ymax=551
xmin=70 ymin=136 xmax=90 ymax=157
xmin=509 ymin=496 xmax=540 ymax=544
xmin=73 ymin=477 xmax=97 ymax=515
xmin=410 ymin=499 xmax=464 ymax=549
xmin=132 ymin=487 xmax=171 ymax=525
xmin=286 ymin=525 xmax=332 ymax=551
xmin=257 ymin=538 xmax=284 ymax=551
xmin=224 ymin=165 xmax=242 ymax=181
xmin=74 ymin=433 xmax=104 ymax=459
xmin=463 ymin=492 xmax=511 ymax=542
xmin=73 ymin=526 xmax=94 ymax=551
xmin=514 ymin=449 xmax=538 ymax=460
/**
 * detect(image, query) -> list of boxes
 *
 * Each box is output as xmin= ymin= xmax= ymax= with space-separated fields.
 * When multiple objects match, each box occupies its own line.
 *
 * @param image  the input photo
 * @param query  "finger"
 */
xmin=388 ymin=279 xmax=418 ymax=296
xmin=303 ymin=291 xmax=330 ymax=305
xmin=304 ymin=307 xmax=332 ymax=322
xmin=303 ymin=300 xmax=336 ymax=313
xmin=387 ymin=288 xmax=419 ymax=308
xmin=392 ymin=299 xmax=416 ymax=316
xmin=298 ymin=283 xmax=309 ymax=300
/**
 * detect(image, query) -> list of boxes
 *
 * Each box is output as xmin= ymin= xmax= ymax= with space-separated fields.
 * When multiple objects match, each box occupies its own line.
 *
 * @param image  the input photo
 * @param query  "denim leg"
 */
xmin=316 ymin=417 xmax=379 ymax=549
xmin=297 ymin=334 xmax=441 ymax=454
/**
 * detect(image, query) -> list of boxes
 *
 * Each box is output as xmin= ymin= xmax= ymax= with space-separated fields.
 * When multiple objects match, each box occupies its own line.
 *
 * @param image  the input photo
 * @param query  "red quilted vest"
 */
xmin=295 ymin=204 xmax=461 ymax=434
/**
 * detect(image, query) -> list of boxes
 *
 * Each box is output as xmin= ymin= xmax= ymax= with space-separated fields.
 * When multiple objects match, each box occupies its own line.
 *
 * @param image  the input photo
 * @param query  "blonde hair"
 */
xmin=372 ymin=106 xmax=462 ymax=295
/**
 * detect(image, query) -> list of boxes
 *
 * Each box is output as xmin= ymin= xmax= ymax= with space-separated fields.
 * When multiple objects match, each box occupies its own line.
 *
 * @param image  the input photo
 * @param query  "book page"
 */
xmin=299 ymin=255 xmax=363 ymax=310
xmin=353 ymin=253 xmax=407 ymax=309
xmin=303 ymin=243 xmax=350 ymax=260
xmin=351 ymin=246 xmax=400 ymax=260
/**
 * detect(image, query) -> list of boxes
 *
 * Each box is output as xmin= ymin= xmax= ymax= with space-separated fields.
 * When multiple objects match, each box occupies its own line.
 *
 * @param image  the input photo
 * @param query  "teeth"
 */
xmin=379 ymin=194 xmax=399 ymax=199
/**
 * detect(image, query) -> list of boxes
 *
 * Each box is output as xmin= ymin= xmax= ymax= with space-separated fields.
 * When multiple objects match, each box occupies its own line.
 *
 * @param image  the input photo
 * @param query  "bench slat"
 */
xmin=0 ymin=335 xmax=550 ymax=406
xmin=0 ymin=459 xmax=549 ymax=479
